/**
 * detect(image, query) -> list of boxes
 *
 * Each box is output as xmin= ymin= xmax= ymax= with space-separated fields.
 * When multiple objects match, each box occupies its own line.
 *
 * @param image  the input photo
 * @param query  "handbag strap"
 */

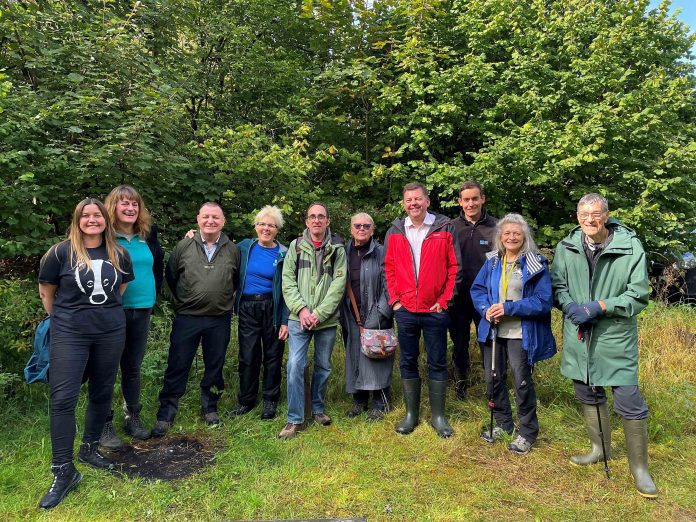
xmin=346 ymin=281 xmax=364 ymax=327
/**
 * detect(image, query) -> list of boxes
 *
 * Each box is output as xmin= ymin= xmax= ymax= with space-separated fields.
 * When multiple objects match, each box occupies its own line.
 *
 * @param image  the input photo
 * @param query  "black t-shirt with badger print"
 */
xmin=39 ymin=241 xmax=134 ymax=334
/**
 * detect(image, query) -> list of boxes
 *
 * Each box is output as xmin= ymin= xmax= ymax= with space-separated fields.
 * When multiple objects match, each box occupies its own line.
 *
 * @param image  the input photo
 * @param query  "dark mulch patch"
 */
xmin=107 ymin=436 xmax=216 ymax=481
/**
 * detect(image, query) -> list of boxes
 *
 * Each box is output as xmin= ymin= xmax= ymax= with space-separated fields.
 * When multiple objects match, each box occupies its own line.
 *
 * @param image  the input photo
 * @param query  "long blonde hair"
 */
xmin=104 ymin=185 xmax=152 ymax=239
xmin=67 ymin=198 xmax=126 ymax=273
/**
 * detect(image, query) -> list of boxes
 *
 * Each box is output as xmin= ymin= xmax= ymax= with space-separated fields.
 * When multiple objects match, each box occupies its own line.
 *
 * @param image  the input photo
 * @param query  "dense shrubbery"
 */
xmin=1 ymin=0 xmax=694 ymax=254
xmin=0 ymin=279 xmax=44 ymax=387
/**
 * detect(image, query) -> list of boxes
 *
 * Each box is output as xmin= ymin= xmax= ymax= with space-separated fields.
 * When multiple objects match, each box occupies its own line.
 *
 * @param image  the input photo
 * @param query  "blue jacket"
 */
xmin=234 ymin=238 xmax=289 ymax=327
xmin=470 ymin=251 xmax=556 ymax=365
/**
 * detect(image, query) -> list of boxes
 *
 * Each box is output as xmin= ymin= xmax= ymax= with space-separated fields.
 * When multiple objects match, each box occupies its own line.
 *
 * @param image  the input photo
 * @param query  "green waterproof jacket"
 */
xmin=166 ymin=232 xmax=241 ymax=316
xmin=282 ymin=228 xmax=347 ymax=330
xmin=551 ymin=218 xmax=649 ymax=386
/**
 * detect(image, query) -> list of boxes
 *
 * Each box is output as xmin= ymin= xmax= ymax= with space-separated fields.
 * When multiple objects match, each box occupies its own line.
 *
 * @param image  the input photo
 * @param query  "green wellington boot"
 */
xmin=570 ymin=403 xmax=613 ymax=466
xmin=428 ymin=379 xmax=453 ymax=438
xmin=395 ymin=378 xmax=421 ymax=435
xmin=623 ymin=418 xmax=658 ymax=498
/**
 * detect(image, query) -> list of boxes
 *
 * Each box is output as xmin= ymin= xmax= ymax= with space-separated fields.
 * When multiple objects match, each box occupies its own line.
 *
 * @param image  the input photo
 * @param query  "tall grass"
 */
xmin=0 ymin=303 xmax=694 ymax=521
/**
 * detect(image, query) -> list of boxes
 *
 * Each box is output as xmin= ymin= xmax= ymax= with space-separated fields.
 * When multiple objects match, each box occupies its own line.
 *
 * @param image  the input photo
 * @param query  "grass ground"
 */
xmin=0 ymin=303 xmax=694 ymax=521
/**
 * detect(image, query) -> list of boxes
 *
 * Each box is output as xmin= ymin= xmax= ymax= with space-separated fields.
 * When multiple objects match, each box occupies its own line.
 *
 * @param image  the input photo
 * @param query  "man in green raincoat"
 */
xmin=552 ymin=193 xmax=657 ymax=498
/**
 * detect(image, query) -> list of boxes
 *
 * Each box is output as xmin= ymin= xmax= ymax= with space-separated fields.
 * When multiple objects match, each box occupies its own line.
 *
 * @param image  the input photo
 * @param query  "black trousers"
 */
xmin=157 ymin=313 xmax=231 ymax=422
xmin=448 ymin=294 xmax=482 ymax=376
xmin=237 ymin=296 xmax=285 ymax=406
xmin=50 ymin=325 xmax=125 ymax=465
xmin=482 ymin=338 xmax=539 ymax=443
xmin=353 ymin=388 xmax=390 ymax=411
xmin=119 ymin=308 xmax=152 ymax=409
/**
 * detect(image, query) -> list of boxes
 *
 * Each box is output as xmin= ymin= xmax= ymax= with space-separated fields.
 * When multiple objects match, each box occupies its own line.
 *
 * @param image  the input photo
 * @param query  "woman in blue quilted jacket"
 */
xmin=470 ymin=213 xmax=556 ymax=456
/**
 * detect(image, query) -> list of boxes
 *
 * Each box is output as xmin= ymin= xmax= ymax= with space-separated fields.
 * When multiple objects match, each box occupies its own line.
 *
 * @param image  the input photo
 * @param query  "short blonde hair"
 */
xmin=254 ymin=205 xmax=284 ymax=229
xmin=350 ymin=212 xmax=375 ymax=227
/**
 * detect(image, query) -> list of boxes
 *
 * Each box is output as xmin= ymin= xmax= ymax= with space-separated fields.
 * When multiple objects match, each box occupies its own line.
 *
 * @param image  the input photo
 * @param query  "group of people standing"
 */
xmin=35 ymin=180 xmax=658 ymax=509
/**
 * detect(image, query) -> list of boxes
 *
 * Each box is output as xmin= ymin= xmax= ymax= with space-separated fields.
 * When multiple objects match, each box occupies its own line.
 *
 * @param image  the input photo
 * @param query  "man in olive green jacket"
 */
xmin=154 ymin=202 xmax=240 ymax=437
xmin=552 ymin=193 xmax=656 ymax=498
xmin=278 ymin=202 xmax=347 ymax=439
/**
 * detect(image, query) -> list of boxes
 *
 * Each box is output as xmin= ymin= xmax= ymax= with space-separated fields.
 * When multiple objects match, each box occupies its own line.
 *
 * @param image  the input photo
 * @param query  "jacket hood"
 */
xmin=561 ymin=217 xmax=638 ymax=252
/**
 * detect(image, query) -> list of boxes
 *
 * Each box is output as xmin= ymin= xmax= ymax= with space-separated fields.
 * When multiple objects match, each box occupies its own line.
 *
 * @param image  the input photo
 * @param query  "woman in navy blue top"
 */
xmin=101 ymin=185 xmax=164 ymax=448
xmin=37 ymin=198 xmax=133 ymax=509
xmin=231 ymin=205 xmax=289 ymax=420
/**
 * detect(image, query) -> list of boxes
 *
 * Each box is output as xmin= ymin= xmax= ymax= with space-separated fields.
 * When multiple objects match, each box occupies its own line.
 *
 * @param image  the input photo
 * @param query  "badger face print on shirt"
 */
xmin=38 ymin=241 xmax=134 ymax=334
xmin=74 ymin=259 xmax=119 ymax=305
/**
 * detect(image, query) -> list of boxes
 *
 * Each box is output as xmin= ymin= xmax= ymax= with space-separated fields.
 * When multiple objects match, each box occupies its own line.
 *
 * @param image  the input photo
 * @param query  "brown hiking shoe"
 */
xmin=278 ymin=423 xmax=304 ymax=440
xmin=312 ymin=412 xmax=332 ymax=426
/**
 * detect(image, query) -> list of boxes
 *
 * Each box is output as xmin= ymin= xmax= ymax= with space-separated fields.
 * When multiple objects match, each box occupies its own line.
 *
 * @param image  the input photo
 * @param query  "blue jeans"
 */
xmin=286 ymin=320 xmax=337 ymax=424
xmin=395 ymin=308 xmax=450 ymax=380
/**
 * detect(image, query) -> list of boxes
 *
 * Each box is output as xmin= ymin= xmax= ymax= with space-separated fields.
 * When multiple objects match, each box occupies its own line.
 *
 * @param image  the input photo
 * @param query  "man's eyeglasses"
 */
xmin=307 ymin=214 xmax=327 ymax=222
xmin=352 ymin=223 xmax=372 ymax=230
xmin=577 ymin=212 xmax=605 ymax=221
xmin=255 ymin=222 xmax=277 ymax=229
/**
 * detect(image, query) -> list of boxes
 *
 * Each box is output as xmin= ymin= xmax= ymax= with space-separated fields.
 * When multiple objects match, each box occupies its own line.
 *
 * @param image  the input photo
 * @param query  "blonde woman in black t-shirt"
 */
xmin=37 ymin=198 xmax=133 ymax=510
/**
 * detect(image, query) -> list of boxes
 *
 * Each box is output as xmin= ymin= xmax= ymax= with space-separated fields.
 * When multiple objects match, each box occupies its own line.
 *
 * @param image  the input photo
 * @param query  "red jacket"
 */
xmin=384 ymin=213 xmax=460 ymax=313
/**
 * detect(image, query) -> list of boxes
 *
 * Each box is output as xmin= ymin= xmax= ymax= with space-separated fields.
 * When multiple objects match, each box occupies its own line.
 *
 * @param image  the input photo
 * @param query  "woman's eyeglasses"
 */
xmin=352 ymin=223 xmax=372 ymax=230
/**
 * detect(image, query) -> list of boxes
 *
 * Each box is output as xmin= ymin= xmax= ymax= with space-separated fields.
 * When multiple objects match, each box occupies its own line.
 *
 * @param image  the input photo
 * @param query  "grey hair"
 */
xmin=577 ymin=193 xmax=609 ymax=213
xmin=494 ymin=213 xmax=538 ymax=257
xmin=254 ymin=205 xmax=284 ymax=229
xmin=350 ymin=212 xmax=375 ymax=226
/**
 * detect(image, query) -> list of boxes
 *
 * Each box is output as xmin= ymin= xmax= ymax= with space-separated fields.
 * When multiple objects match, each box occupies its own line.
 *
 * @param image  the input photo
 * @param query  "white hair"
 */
xmin=494 ymin=213 xmax=538 ymax=257
xmin=254 ymin=205 xmax=284 ymax=229
xmin=577 ymin=193 xmax=609 ymax=213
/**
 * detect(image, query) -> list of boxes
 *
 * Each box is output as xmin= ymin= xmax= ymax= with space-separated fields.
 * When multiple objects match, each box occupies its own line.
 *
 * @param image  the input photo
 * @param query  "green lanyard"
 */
xmin=500 ymin=255 xmax=517 ymax=302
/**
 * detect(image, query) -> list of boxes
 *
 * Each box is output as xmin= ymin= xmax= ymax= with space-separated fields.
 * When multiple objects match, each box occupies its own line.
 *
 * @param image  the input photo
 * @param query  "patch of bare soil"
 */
xmin=107 ymin=436 xmax=216 ymax=480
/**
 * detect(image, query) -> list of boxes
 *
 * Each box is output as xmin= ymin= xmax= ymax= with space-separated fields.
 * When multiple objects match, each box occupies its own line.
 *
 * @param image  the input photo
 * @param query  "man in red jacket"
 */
xmin=384 ymin=182 xmax=460 ymax=438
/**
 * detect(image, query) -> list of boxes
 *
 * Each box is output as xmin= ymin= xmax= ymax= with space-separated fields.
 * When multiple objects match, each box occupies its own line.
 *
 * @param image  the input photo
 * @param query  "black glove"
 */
xmin=566 ymin=301 xmax=603 ymax=326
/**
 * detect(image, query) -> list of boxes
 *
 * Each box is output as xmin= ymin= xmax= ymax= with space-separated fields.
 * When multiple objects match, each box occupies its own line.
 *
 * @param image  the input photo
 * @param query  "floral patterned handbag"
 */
xmin=347 ymin=283 xmax=398 ymax=359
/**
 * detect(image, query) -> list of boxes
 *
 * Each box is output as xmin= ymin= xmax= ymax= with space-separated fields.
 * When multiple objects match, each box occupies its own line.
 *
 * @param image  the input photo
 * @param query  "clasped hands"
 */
xmin=298 ymin=307 xmax=320 ymax=330
xmin=485 ymin=303 xmax=506 ymax=323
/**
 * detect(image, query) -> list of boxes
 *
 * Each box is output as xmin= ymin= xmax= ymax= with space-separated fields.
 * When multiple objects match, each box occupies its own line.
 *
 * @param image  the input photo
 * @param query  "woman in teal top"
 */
xmin=102 ymin=185 xmax=164 ymax=447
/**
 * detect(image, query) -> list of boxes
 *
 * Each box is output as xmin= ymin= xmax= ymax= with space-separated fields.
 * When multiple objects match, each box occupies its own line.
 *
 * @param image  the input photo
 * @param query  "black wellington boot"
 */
xmin=570 ymin=403 xmax=613 ymax=466
xmin=38 ymin=462 xmax=83 ymax=509
xmin=428 ymin=379 xmax=454 ymax=438
xmin=395 ymin=378 xmax=421 ymax=435
xmin=78 ymin=441 xmax=115 ymax=471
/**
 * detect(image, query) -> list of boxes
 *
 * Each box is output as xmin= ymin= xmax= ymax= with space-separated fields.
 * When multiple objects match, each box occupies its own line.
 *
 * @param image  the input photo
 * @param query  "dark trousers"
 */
xmin=482 ymin=338 xmax=539 ymax=443
xmin=50 ymin=326 xmax=125 ymax=465
xmin=157 ymin=313 xmax=231 ymax=422
xmin=448 ymin=294 xmax=482 ymax=375
xmin=237 ymin=296 xmax=285 ymax=406
xmin=395 ymin=308 xmax=450 ymax=381
xmin=573 ymin=381 xmax=649 ymax=420
xmin=119 ymin=308 xmax=152 ymax=409
xmin=353 ymin=387 xmax=391 ymax=411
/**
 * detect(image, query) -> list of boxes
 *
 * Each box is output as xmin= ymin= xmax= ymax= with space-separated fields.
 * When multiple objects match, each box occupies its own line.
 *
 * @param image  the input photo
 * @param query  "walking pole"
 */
xmin=592 ymin=385 xmax=611 ymax=479
xmin=578 ymin=325 xmax=610 ymax=479
xmin=487 ymin=324 xmax=498 ymax=440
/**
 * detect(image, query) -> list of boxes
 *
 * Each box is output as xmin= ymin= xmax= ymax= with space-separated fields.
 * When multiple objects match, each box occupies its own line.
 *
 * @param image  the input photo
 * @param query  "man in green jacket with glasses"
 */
xmin=552 ymin=193 xmax=657 ymax=498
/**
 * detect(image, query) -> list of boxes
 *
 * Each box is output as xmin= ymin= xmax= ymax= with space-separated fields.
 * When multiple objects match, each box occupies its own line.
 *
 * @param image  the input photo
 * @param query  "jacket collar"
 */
xmin=346 ymin=237 xmax=377 ymax=257
xmin=561 ymin=218 xmax=634 ymax=254
xmin=391 ymin=212 xmax=451 ymax=235
xmin=458 ymin=208 xmax=493 ymax=227
xmin=486 ymin=250 xmax=545 ymax=277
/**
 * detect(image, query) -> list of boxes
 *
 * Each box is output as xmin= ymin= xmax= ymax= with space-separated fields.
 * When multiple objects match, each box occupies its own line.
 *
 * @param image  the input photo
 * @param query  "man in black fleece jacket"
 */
xmin=449 ymin=181 xmax=497 ymax=399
